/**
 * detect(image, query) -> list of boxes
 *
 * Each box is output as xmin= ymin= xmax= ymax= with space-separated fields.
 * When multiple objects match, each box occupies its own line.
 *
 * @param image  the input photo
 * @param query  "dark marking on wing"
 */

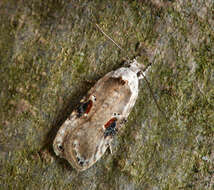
xmin=104 ymin=118 xmax=118 ymax=138
xmin=77 ymin=100 xmax=93 ymax=117
xmin=118 ymin=76 xmax=126 ymax=85
xmin=77 ymin=157 xmax=85 ymax=166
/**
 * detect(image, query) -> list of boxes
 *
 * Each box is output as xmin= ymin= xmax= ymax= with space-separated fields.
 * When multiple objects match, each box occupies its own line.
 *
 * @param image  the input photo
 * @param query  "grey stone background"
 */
xmin=0 ymin=0 xmax=213 ymax=189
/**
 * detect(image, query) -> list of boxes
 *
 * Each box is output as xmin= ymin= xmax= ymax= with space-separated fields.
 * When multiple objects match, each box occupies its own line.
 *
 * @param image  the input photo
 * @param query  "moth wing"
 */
xmin=63 ymin=121 xmax=110 ymax=171
xmin=62 ymin=71 xmax=134 ymax=171
xmin=54 ymin=67 xmax=138 ymax=171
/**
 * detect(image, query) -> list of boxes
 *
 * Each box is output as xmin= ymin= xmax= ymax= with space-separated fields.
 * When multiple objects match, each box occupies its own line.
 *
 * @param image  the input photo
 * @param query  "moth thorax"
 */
xmin=127 ymin=59 xmax=142 ymax=74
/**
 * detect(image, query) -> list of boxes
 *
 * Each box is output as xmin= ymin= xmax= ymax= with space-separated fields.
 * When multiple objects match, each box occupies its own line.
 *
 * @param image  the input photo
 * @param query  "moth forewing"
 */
xmin=53 ymin=59 xmax=150 ymax=171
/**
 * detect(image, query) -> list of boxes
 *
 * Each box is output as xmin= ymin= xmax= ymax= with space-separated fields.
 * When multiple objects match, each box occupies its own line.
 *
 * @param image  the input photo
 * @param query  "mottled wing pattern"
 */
xmin=62 ymin=74 xmax=132 ymax=170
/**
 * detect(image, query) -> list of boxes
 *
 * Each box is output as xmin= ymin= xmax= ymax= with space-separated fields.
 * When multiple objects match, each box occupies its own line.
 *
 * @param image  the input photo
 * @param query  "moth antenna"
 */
xmin=95 ymin=23 xmax=168 ymax=122
xmin=95 ymin=23 xmax=130 ymax=60
xmin=142 ymin=72 xmax=169 ymax=122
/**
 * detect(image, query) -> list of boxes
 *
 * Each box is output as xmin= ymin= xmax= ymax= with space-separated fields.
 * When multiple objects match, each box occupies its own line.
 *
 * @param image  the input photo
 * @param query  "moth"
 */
xmin=53 ymin=59 xmax=151 ymax=171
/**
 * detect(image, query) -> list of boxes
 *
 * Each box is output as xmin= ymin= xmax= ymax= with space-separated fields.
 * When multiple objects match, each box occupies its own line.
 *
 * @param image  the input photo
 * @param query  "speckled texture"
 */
xmin=0 ymin=0 xmax=213 ymax=189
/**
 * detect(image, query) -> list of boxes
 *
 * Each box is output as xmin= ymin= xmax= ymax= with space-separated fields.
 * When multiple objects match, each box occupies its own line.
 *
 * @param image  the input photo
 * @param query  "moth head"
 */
xmin=126 ymin=59 xmax=143 ymax=73
xmin=126 ymin=59 xmax=151 ymax=79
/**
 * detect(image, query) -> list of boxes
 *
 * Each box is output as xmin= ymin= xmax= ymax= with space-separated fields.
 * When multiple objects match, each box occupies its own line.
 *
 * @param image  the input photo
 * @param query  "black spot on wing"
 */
xmin=104 ymin=119 xmax=118 ymax=138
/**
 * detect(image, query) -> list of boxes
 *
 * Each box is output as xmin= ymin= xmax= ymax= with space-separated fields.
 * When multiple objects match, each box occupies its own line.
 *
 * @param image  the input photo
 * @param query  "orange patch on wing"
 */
xmin=104 ymin=118 xmax=117 ymax=129
xmin=85 ymin=100 xmax=93 ymax=114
